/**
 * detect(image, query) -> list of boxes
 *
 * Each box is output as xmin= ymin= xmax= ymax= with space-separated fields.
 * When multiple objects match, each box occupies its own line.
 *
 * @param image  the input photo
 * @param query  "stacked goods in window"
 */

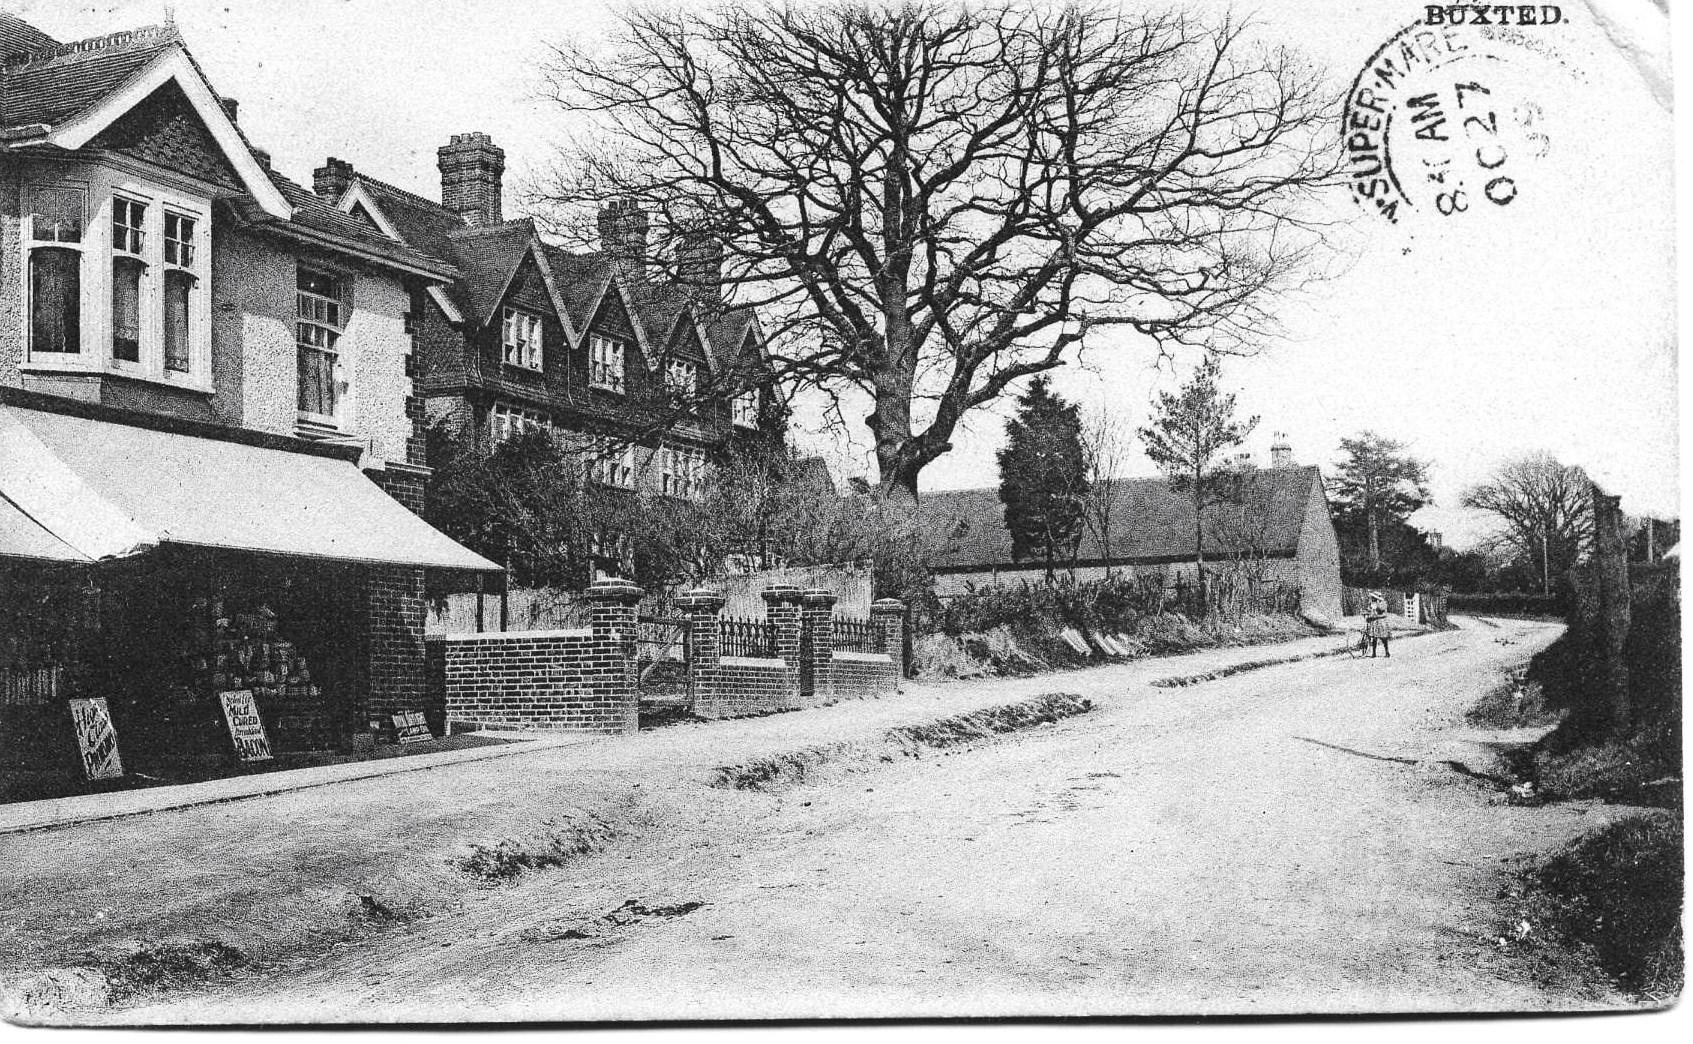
xmin=195 ymin=604 xmax=331 ymax=751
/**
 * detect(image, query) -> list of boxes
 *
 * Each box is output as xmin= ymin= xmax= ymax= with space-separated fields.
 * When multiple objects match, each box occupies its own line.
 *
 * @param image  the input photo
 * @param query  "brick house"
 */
xmin=303 ymin=135 xmax=783 ymax=579
xmin=0 ymin=13 xmax=498 ymax=789
xmin=923 ymin=447 xmax=1344 ymax=620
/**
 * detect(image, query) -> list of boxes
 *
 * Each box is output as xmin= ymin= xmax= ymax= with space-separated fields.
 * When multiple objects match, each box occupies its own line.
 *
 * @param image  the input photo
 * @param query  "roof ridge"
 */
xmin=1 ymin=23 xmax=178 ymax=70
xmin=447 ymin=217 xmax=536 ymax=239
xmin=355 ymin=172 xmax=459 ymax=218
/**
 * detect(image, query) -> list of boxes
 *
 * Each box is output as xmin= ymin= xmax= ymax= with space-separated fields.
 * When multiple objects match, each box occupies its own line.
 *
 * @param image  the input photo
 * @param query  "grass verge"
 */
xmin=1499 ymin=814 xmax=1683 ymax=1005
xmin=712 ymin=692 xmax=1094 ymax=790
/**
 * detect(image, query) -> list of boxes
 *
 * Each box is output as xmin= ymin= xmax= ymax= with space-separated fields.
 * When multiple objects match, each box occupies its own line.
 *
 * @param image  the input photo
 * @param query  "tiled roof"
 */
xmin=538 ymin=245 xmax=612 ymax=330
xmin=228 ymin=173 xmax=457 ymax=276
xmin=0 ymin=25 xmax=178 ymax=128
xmin=353 ymin=176 xmax=467 ymax=263
xmin=922 ymin=465 xmax=1322 ymax=570
xmin=0 ymin=13 xmax=59 ymax=62
xmin=445 ymin=220 xmax=537 ymax=324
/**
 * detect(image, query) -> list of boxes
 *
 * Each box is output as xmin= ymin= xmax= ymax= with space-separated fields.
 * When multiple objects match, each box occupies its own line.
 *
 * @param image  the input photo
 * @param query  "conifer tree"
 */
xmin=996 ymin=377 xmax=1088 ymax=575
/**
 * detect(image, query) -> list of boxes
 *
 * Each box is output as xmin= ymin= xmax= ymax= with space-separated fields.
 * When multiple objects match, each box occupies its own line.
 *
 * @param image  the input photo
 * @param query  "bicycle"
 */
xmin=1343 ymin=625 xmax=1371 ymax=659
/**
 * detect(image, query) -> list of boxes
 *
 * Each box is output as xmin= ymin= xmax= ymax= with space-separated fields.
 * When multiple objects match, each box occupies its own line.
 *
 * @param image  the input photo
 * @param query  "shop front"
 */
xmin=0 ymin=392 xmax=500 ymax=801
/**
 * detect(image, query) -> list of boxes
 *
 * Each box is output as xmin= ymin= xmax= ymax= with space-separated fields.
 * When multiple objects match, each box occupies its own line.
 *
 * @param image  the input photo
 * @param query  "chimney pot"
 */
xmin=312 ymin=157 xmax=354 ymax=199
xmin=437 ymin=131 xmax=505 ymax=227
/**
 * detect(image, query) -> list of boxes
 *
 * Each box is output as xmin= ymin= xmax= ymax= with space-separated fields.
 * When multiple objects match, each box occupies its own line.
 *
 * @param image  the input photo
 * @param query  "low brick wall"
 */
xmin=830 ymin=651 xmax=899 ymax=699
xmin=427 ymin=626 xmax=636 ymax=735
xmin=695 ymin=655 xmax=793 ymax=720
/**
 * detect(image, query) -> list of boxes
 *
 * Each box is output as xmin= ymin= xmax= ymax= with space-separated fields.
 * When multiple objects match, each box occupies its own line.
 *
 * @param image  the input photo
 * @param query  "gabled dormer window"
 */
xmin=502 ymin=307 xmax=542 ymax=370
xmin=665 ymin=358 xmax=698 ymax=400
xmin=589 ymin=334 xmax=626 ymax=393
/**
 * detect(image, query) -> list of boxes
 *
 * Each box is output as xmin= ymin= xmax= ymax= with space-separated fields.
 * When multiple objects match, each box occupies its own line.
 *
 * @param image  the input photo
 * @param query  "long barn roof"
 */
xmin=921 ymin=465 xmax=1322 ymax=570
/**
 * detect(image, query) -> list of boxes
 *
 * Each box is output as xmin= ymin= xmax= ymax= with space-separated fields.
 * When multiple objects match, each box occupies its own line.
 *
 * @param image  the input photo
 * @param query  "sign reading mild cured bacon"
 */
xmin=219 ymin=689 xmax=274 ymax=763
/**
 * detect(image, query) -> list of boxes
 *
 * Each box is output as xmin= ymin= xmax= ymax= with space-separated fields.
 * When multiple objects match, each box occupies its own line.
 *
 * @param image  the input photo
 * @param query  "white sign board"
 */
xmin=219 ymin=689 xmax=274 ymax=763
xmin=68 ymin=697 xmax=123 ymax=781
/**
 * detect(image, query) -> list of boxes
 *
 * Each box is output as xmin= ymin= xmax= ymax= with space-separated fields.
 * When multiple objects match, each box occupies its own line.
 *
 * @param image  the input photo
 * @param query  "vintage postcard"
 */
xmin=0 ymin=0 xmax=1679 ymax=1027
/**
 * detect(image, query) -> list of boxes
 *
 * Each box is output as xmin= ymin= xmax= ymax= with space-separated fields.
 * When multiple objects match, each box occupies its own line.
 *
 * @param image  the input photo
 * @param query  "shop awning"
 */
xmin=0 ymin=404 xmax=502 ymax=572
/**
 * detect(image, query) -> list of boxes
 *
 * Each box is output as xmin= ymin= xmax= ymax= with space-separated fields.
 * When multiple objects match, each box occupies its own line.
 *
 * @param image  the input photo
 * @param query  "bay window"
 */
xmin=19 ymin=180 xmax=208 ymax=383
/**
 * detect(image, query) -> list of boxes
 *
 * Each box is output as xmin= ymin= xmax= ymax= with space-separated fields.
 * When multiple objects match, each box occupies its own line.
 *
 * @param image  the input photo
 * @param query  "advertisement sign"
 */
xmin=68 ymin=698 xmax=123 ymax=781
xmin=219 ymin=690 xmax=274 ymax=763
xmin=392 ymin=710 xmax=433 ymax=745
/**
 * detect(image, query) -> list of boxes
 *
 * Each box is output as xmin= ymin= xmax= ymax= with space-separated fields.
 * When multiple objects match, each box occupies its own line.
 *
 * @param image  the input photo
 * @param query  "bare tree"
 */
xmin=540 ymin=1 xmax=1336 ymax=498
xmin=1461 ymin=452 xmax=1591 ymax=595
xmin=1077 ymin=406 xmax=1130 ymax=575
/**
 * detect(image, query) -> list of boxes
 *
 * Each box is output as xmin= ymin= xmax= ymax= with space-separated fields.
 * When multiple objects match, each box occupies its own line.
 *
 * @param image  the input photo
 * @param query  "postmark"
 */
xmin=1344 ymin=9 xmax=1578 ymax=225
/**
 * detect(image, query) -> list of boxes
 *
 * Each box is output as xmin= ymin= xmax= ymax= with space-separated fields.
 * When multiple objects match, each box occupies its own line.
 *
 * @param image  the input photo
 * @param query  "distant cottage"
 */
xmin=922 ymin=453 xmax=1342 ymax=620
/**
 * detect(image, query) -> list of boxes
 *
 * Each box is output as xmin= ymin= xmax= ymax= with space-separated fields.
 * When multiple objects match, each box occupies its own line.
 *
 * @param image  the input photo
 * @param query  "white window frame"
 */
xmin=296 ymin=266 xmax=351 ymax=428
xmin=491 ymin=401 xmax=548 ymax=444
xmin=664 ymin=358 xmax=698 ymax=400
xmin=732 ymin=387 xmax=761 ymax=428
xmin=589 ymin=437 xmax=637 ymax=490
xmin=659 ymin=444 xmax=705 ymax=500
xmin=588 ymin=333 xmax=626 ymax=393
xmin=502 ymin=306 xmax=543 ymax=371
xmin=17 ymin=171 xmax=211 ymax=390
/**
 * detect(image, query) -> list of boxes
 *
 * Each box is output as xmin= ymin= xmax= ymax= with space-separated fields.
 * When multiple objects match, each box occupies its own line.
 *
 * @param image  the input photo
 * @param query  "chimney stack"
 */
xmin=598 ymin=199 xmax=650 ymax=288
xmin=219 ymin=96 xmax=239 ymax=123
xmin=437 ymin=132 xmax=505 ymax=227
xmin=313 ymin=157 xmax=354 ymax=200
xmin=1270 ymin=431 xmax=1294 ymax=468
xmin=676 ymin=230 xmax=723 ymax=308
xmin=1429 ymin=531 xmax=1444 ymax=549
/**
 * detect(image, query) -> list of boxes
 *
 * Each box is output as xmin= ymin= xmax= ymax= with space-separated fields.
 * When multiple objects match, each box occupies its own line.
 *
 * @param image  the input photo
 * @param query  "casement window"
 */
xmin=502 ymin=307 xmax=542 ymax=370
xmin=21 ymin=182 xmax=209 ymax=384
xmin=162 ymin=213 xmax=198 ymax=373
xmin=732 ymin=387 xmax=760 ymax=428
xmin=664 ymin=358 xmax=698 ymax=400
xmin=588 ymin=334 xmax=626 ymax=393
xmin=109 ymin=197 xmax=146 ymax=363
xmin=296 ymin=267 xmax=349 ymax=423
xmin=659 ymin=444 xmax=705 ymax=500
xmin=23 ymin=186 xmax=86 ymax=357
xmin=588 ymin=438 xmax=637 ymax=489
xmin=491 ymin=402 xmax=548 ymax=444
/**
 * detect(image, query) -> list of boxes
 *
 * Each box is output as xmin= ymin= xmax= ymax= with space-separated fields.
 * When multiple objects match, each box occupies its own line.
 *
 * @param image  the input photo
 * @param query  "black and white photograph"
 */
xmin=0 ymin=0 xmax=1681 ymax=1028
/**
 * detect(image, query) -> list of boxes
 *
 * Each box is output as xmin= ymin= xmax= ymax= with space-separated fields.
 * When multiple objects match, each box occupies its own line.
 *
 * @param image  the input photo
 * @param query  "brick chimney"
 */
xmin=676 ymin=231 xmax=723 ymax=307
xmin=1270 ymin=432 xmax=1294 ymax=468
xmin=437 ymin=132 xmax=505 ymax=227
xmin=313 ymin=157 xmax=354 ymax=200
xmin=598 ymin=199 xmax=649 ymax=288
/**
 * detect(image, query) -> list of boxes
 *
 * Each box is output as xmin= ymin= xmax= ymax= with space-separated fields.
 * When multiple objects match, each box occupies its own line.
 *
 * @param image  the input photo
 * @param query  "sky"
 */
xmin=15 ymin=0 xmax=1678 ymax=550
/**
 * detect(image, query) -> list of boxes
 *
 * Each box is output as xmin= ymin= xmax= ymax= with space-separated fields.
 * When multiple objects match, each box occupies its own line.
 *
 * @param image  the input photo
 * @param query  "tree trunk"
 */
xmin=1591 ymin=483 xmax=1632 ymax=734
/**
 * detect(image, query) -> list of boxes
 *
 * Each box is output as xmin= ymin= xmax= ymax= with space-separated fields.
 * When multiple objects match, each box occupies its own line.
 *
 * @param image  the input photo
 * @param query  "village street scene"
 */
xmin=0 ymin=0 xmax=1680 ymax=1029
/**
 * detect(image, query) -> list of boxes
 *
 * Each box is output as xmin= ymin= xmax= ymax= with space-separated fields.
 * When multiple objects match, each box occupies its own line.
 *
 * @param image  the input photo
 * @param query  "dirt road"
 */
xmin=94 ymin=617 xmax=1637 ymax=1022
